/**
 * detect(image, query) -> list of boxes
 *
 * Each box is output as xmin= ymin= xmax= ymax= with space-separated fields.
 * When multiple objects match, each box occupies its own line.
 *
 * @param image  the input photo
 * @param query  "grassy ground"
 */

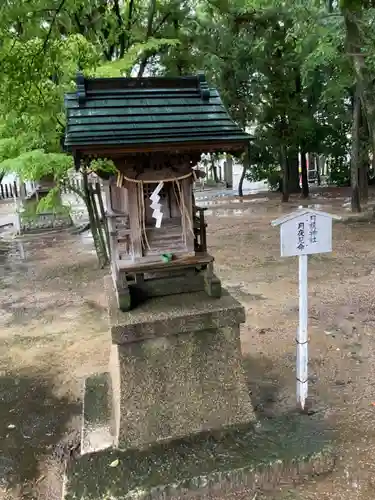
xmin=1 ymin=192 xmax=375 ymax=499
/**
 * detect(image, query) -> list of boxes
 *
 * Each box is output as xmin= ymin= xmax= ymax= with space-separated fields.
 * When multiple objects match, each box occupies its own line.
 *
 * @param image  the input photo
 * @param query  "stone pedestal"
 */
xmin=80 ymin=278 xmax=255 ymax=454
xmin=82 ymin=277 xmax=255 ymax=453
xmin=110 ymin=290 xmax=254 ymax=450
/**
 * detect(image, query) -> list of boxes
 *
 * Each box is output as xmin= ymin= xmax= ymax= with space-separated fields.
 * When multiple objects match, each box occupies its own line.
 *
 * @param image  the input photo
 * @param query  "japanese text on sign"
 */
xmin=297 ymin=216 xmax=319 ymax=252
xmin=297 ymin=222 xmax=305 ymax=251
xmin=309 ymin=215 xmax=317 ymax=244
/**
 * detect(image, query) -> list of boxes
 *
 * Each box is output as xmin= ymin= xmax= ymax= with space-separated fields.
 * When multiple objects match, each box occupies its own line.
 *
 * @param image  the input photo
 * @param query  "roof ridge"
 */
xmin=75 ymin=72 xmax=210 ymax=105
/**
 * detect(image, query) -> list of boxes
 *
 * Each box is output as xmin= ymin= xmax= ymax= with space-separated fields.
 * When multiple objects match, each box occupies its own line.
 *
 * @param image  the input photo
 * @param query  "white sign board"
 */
xmin=272 ymin=209 xmax=338 ymax=257
xmin=271 ymin=209 xmax=340 ymax=410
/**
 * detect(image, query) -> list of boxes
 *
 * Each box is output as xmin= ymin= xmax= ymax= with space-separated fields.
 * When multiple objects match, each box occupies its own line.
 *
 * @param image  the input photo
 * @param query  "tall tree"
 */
xmin=0 ymin=0 xmax=182 ymax=263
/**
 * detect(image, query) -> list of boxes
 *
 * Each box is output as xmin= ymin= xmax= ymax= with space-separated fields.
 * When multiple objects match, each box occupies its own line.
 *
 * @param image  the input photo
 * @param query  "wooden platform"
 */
xmin=117 ymin=252 xmax=213 ymax=272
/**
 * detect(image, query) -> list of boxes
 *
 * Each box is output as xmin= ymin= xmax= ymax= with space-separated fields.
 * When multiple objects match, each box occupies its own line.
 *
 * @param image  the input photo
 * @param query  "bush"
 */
xmin=329 ymin=160 xmax=350 ymax=187
xmin=267 ymin=170 xmax=282 ymax=191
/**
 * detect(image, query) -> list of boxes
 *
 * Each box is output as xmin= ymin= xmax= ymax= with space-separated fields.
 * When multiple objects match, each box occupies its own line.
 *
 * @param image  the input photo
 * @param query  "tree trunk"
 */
xmin=137 ymin=0 xmax=157 ymax=78
xmin=300 ymin=149 xmax=309 ymax=198
xmin=342 ymin=4 xmax=375 ymax=170
xmin=313 ymin=154 xmax=321 ymax=185
xmin=359 ymin=156 xmax=368 ymax=204
xmin=281 ymin=145 xmax=289 ymax=202
xmin=287 ymin=149 xmax=300 ymax=193
xmin=125 ymin=0 xmax=135 ymax=50
xmin=351 ymin=87 xmax=361 ymax=213
xmin=113 ymin=0 xmax=125 ymax=58
xmin=359 ymin=98 xmax=369 ymax=204
xmin=238 ymin=163 xmax=246 ymax=198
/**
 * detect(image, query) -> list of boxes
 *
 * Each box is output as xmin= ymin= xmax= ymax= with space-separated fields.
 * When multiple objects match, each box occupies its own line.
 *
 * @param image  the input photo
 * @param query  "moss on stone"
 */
xmin=65 ymin=413 xmax=336 ymax=500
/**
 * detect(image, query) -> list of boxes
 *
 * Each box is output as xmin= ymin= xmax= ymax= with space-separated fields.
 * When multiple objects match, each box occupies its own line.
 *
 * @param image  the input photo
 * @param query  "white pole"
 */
xmin=297 ymin=254 xmax=308 ymax=410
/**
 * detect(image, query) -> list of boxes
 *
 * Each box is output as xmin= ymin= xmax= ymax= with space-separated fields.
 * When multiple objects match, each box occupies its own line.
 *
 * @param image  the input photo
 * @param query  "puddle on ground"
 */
xmin=297 ymin=203 xmax=324 ymax=210
xmin=297 ymin=203 xmax=352 ymax=213
xmin=197 ymin=196 xmax=270 ymax=208
xmin=204 ymin=207 xmax=255 ymax=217
xmin=203 ymin=203 xmax=340 ymax=217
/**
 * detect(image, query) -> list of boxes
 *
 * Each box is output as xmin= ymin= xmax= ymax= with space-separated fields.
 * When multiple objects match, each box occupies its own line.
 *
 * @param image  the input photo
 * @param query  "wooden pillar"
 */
xmin=182 ymin=178 xmax=194 ymax=254
xmin=127 ymin=182 xmax=143 ymax=259
xmin=224 ymin=155 xmax=233 ymax=188
xmin=102 ymin=180 xmax=112 ymax=213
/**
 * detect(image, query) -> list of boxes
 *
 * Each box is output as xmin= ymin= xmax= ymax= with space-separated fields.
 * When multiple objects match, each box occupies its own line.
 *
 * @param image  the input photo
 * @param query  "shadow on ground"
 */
xmin=0 ymin=373 xmax=80 ymax=498
xmin=243 ymin=353 xmax=292 ymax=419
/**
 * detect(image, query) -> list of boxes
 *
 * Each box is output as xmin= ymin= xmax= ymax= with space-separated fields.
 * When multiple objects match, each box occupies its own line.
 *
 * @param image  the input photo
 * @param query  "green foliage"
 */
xmin=89 ymin=158 xmax=118 ymax=182
xmin=0 ymin=0 xmax=374 ymax=210
xmin=184 ymin=0 xmax=361 ymax=191
xmin=21 ymin=193 xmax=69 ymax=218
xmin=329 ymin=158 xmax=350 ymax=186
xmin=94 ymin=38 xmax=180 ymax=77
xmin=245 ymin=133 xmax=280 ymax=190
xmin=36 ymin=188 xmax=70 ymax=215
xmin=0 ymin=0 xmax=184 ymax=202
xmin=0 ymin=150 xmax=73 ymax=181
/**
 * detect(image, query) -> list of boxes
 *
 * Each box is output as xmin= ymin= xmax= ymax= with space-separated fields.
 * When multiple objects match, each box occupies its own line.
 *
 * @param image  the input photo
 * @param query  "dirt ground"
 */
xmin=1 ymin=191 xmax=375 ymax=499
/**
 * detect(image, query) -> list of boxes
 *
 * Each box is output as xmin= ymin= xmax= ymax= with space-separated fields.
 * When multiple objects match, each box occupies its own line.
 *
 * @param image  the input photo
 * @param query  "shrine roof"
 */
xmin=64 ymin=73 xmax=251 ymax=154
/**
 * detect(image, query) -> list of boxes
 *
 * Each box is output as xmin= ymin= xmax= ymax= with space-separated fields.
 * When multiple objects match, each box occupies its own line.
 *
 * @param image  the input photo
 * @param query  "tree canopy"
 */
xmin=0 ymin=0 xmax=374 ymax=210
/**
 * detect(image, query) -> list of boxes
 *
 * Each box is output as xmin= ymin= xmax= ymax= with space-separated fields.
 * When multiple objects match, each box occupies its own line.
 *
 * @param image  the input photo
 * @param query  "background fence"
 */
xmin=0 ymin=182 xmax=19 ymax=200
xmin=0 ymin=176 xmax=97 ymax=201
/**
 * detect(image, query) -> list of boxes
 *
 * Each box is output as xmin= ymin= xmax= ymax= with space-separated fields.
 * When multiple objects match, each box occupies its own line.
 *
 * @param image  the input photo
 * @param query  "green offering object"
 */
xmin=161 ymin=253 xmax=173 ymax=263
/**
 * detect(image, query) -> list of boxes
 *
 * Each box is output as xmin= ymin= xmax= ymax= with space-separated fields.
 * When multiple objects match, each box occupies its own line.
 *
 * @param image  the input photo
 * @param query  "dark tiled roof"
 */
xmin=64 ymin=73 xmax=250 ymax=152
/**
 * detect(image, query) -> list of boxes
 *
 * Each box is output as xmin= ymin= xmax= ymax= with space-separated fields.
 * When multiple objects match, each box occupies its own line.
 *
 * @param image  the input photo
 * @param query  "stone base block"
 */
xmin=81 ymin=373 xmax=113 ymax=455
xmin=20 ymin=211 xmax=72 ymax=233
xmin=63 ymin=414 xmax=336 ymax=500
xmin=204 ymin=273 xmax=222 ymax=298
xmin=105 ymin=278 xmax=255 ymax=450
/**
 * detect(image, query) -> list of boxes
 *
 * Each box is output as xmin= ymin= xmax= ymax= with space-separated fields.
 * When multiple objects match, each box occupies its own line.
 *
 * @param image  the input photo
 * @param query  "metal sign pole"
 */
xmin=297 ymin=254 xmax=308 ymax=410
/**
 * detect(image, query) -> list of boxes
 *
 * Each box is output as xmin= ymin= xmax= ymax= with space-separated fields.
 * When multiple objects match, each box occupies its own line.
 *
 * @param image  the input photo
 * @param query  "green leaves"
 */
xmin=0 ymin=150 xmax=73 ymax=182
xmin=0 ymin=0 xmax=373 ymax=196
xmin=93 ymin=38 xmax=180 ymax=77
xmin=0 ymin=0 xmax=187 ymax=201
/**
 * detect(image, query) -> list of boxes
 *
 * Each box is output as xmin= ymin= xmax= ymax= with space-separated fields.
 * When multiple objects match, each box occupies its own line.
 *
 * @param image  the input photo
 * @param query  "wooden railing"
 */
xmin=193 ymin=206 xmax=207 ymax=253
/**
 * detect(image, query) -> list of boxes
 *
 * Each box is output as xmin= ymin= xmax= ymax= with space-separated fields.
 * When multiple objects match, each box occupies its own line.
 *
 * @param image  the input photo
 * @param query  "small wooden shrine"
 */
xmin=64 ymin=73 xmax=251 ymax=310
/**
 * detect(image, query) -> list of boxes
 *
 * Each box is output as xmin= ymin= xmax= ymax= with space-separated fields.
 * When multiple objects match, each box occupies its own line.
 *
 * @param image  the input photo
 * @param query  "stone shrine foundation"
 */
xmin=61 ymin=279 xmax=336 ymax=500
xmin=81 ymin=277 xmax=255 ymax=454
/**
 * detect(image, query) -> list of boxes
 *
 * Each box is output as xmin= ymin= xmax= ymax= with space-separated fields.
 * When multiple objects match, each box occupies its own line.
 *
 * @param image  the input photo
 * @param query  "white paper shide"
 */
xmin=149 ymin=181 xmax=164 ymax=228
